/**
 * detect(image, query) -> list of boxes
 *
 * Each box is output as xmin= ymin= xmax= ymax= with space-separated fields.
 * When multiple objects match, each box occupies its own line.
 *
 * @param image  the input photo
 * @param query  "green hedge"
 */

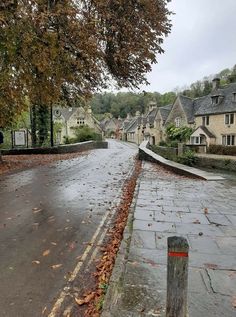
xmin=208 ymin=145 xmax=236 ymax=156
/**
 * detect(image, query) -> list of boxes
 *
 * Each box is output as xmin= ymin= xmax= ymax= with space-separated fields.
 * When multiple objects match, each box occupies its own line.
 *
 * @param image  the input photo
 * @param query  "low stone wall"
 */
xmin=139 ymin=141 xmax=224 ymax=180
xmin=1 ymin=141 xmax=108 ymax=155
xmin=150 ymin=145 xmax=177 ymax=159
xmin=196 ymin=156 xmax=236 ymax=172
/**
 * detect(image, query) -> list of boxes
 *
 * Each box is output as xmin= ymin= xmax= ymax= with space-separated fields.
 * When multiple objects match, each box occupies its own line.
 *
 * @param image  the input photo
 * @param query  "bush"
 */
xmin=208 ymin=145 xmax=236 ymax=156
xmin=159 ymin=140 xmax=168 ymax=146
xmin=73 ymin=125 xmax=102 ymax=143
xmin=177 ymin=150 xmax=198 ymax=166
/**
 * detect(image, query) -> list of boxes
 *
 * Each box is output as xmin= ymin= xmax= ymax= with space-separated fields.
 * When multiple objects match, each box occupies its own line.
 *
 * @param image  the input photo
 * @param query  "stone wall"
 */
xmin=150 ymin=145 xmax=177 ymax=160
xmin=2 ymin=141 xmax=108 ymax=155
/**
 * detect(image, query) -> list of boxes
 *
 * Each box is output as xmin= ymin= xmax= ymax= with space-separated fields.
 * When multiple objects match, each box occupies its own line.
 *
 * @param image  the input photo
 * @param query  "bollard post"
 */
xmin=166 ymin=236 xmax=189 ymax=317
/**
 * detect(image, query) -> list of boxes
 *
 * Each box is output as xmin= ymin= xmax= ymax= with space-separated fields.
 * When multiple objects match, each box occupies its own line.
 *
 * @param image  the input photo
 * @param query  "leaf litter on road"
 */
xmin=75 ymin=158 xmax=142 ymax=316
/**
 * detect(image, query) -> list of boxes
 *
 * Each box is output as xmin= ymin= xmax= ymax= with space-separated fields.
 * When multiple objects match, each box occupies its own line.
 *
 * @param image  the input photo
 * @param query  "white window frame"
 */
xmin=175 ymin=117 xmax=181 ymax=127
xmin=211 ymin=96 xmax=219 ymax=105
xmin=225 ymin=113 xmax=234 ymax=125
xmin=222 ymin=134 xmax=235 ymax=146
xmin=202 ymin=116 xmax=209 ymax=126
xmin=77 ymin=118 xmax=85 ymax=125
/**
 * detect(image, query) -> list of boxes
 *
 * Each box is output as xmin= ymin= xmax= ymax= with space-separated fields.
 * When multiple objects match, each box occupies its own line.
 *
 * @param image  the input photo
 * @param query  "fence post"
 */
xmin=166 ymin=236 xmax=189 ymax=317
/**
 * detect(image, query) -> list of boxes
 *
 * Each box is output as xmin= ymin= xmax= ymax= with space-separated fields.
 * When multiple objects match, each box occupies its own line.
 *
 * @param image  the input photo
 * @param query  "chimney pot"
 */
xmin=212 ymin=78 xmax=220 ymax=90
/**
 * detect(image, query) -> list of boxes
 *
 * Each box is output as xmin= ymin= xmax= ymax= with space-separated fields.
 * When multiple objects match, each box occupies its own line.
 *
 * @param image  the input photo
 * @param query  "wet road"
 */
xmin=0 ymin=140 xmax=137 ymax=317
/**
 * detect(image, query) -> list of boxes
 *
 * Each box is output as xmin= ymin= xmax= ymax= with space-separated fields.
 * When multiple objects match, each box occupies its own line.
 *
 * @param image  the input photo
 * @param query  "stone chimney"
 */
xmin=212 ymin=78 xmax=220 ymax=91
xmin=148 ymin=101 xmax=157 ymax=112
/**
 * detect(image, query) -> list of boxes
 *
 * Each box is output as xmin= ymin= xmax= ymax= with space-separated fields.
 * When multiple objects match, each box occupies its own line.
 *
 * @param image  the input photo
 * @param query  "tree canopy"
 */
xmin=0 ymin=0 xmax=172 ymax=127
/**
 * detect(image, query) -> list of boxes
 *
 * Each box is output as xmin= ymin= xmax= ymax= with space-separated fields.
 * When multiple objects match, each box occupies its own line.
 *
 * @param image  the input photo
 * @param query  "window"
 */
xmin=77 ymin=118 xmax=85 ymax=125
xmin=211 ymin=96 xmax=219 ymax=104
xmin=233 ymin=93 xmax=236 ymax=102
xmin=202 ymin=116 xmax=209 ymax=126
xmin=222 ymin=135 xmax=235 ymax=146
xmin=190 ymin=136 xmax=205 ymax=145
xmin=225 ymin=113 xmax=234 ymax=125
xmin=175 ymin=117 xmax=181 ymax=127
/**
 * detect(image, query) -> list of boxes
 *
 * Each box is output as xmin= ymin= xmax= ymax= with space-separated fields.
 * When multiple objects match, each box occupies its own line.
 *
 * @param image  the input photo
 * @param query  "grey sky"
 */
xmin=141 ymin=0 xmax=236 ymax=94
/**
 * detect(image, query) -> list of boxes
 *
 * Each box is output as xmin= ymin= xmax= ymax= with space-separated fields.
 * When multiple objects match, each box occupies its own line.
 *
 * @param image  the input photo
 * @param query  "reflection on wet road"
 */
xmin=0 ymin=140 xmax=137 ymax=317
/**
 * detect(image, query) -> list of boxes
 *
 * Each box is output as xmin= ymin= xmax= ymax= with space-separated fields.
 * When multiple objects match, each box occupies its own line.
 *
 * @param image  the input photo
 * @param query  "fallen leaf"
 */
xmin=51 ymin=264 xmax=62 ymax=269
xmin=42 ymin=249 xmax=50 ymax=257
xmin=32 ymin=207 xmax=42 ymax=213
xmin=32 ymin=260 xmax=40 ymax=265
xmin=42 ymin=306 xmax=47 ymax=315
xmin=204 ymin=207 xmax=208 ymax=214
xmin=75 ymin=292 xmax=96 ymax=306
xmin=232 ymin=296 xmax=236 ymax=308
xmin=204 ymin=263 xmax=218 ymax=269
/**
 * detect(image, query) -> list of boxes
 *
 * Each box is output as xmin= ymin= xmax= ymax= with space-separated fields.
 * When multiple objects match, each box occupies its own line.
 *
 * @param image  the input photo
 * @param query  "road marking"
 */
xmin=48 ymin=206 xmax=114 ymax=317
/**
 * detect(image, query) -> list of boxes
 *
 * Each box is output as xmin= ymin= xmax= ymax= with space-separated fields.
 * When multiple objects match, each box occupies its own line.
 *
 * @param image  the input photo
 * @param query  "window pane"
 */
xmin=206 ymin=116 xmax=209 ymax=125
xmin=232 ymin=135 xmax=235 ymax=146
xmin=225 ymin=115 xmax=229 ymax=125
xmin=230 ymin=114 xmax=234 ymax=124
xmin=222 ymin=136 xmax=226 ymax=145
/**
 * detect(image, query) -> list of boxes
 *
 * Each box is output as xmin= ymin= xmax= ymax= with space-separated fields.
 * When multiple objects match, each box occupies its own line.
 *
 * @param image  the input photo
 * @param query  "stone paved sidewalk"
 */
xmin=102 ymin=161 xmax=236 ymax=317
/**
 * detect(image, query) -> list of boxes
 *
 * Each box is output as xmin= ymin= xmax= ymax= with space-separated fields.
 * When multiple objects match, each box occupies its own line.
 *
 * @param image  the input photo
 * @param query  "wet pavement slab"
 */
xmin=102 ymin=161 xmax=236 ymax=317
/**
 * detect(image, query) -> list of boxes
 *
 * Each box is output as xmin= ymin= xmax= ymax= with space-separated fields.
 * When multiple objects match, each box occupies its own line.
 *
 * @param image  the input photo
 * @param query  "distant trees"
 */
xmin=91 ymin=91 xmax=176 ymax=118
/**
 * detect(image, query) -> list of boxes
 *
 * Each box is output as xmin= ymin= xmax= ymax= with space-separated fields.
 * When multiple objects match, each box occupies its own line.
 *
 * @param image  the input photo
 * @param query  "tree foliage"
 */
xmin=91 ymin=91 xmax=176 ymax=118
xmin=166 ymin=124 xmax=193 ymax=143
xmin=0 ymin=0 xmax=172 ymax=127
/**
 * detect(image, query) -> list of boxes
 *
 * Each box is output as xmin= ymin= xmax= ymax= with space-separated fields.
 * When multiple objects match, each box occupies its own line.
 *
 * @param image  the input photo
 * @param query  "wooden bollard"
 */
xmin=166 ymin=236 xmax=189 ymax=317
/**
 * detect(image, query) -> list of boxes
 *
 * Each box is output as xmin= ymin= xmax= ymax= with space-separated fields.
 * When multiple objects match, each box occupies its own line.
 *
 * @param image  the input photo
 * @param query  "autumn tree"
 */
xmin=0 ymin=0 xmax=172 ymax=130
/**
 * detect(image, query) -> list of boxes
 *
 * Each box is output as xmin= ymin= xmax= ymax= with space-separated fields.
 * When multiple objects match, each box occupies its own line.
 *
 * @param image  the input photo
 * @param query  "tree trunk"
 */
xmin=37 ymin=105 xmax=49 ymax=147
xmin=31 ymin=105 xmax=37 ymax=147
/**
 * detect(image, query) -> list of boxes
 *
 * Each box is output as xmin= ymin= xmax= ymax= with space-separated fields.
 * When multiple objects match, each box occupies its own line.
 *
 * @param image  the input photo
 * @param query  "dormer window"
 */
xmin=233 ymin=92 xmax=236 ymax=102
xmin=211 ymin=95 xmax=219 ymax=105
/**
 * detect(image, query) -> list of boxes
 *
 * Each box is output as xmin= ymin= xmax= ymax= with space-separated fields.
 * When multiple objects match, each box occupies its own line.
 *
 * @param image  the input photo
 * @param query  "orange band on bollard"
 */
xmin=168 ymin=252 xmax=188 ymax=257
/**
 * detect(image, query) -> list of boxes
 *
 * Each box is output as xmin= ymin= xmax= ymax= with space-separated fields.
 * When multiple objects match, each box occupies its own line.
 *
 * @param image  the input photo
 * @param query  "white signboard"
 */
xmin=14 ymin=131 xmax=26 ymax=146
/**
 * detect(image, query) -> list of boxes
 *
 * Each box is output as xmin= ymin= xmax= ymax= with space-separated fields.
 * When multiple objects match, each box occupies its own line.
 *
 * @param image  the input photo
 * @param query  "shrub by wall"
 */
xmin=208 ymin=145 xmax=236 ymax=156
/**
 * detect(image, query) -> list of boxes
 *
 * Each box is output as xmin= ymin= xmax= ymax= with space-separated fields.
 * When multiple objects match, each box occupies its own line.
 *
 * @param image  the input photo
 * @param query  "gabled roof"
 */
xmin=195 ymin=83 xmax=236 ymax=116
xmin=126 ymin=117 xmax=142 ymax=133
xmin=192 ymin=125 xmax=216 ymax=138
xmin=59 ymin=107 xmax=78 ymax=122
xmin=147 ymin=107 xmax=158 ymax=125
xmin=159 ymin=104 xmax=172 ymax=121
xmin=178 ymin=95 xmax=195 ymax=123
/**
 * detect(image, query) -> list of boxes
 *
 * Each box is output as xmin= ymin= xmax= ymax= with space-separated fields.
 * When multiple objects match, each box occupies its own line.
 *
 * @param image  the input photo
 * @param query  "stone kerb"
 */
xmin=139 ymin=141 xmax=224 ymax=181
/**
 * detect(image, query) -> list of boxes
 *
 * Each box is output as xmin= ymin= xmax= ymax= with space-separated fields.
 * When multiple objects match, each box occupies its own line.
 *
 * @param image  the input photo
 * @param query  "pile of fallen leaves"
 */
xmin=75 ymin=159 xmax=142 ymax=316
xmin=0 ymin=152 xmax=87 ymax=175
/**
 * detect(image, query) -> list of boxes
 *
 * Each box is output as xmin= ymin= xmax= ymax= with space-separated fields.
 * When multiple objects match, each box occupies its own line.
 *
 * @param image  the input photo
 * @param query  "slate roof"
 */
xmin=195 ymin=83 xmax=236 ymax=116
xmin=148 ymin=108 xmax=158 ymax=125
xmin=126 ymin=117 xmax=142 ymax=133
xmin=195 ymin=125 xmax=216 ymax=138
xmin=178 ymin=95 xmax=195 ymax=123
xmin=59 ymin=107 xmax=78 ymax=122
xmin=159 ymin=104 xmax=172 ymax=122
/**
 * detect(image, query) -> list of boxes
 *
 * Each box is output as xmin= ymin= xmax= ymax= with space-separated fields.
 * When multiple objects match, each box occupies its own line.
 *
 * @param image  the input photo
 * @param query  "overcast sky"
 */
xmin=140 ymin=0 xmax=236 ymax=94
